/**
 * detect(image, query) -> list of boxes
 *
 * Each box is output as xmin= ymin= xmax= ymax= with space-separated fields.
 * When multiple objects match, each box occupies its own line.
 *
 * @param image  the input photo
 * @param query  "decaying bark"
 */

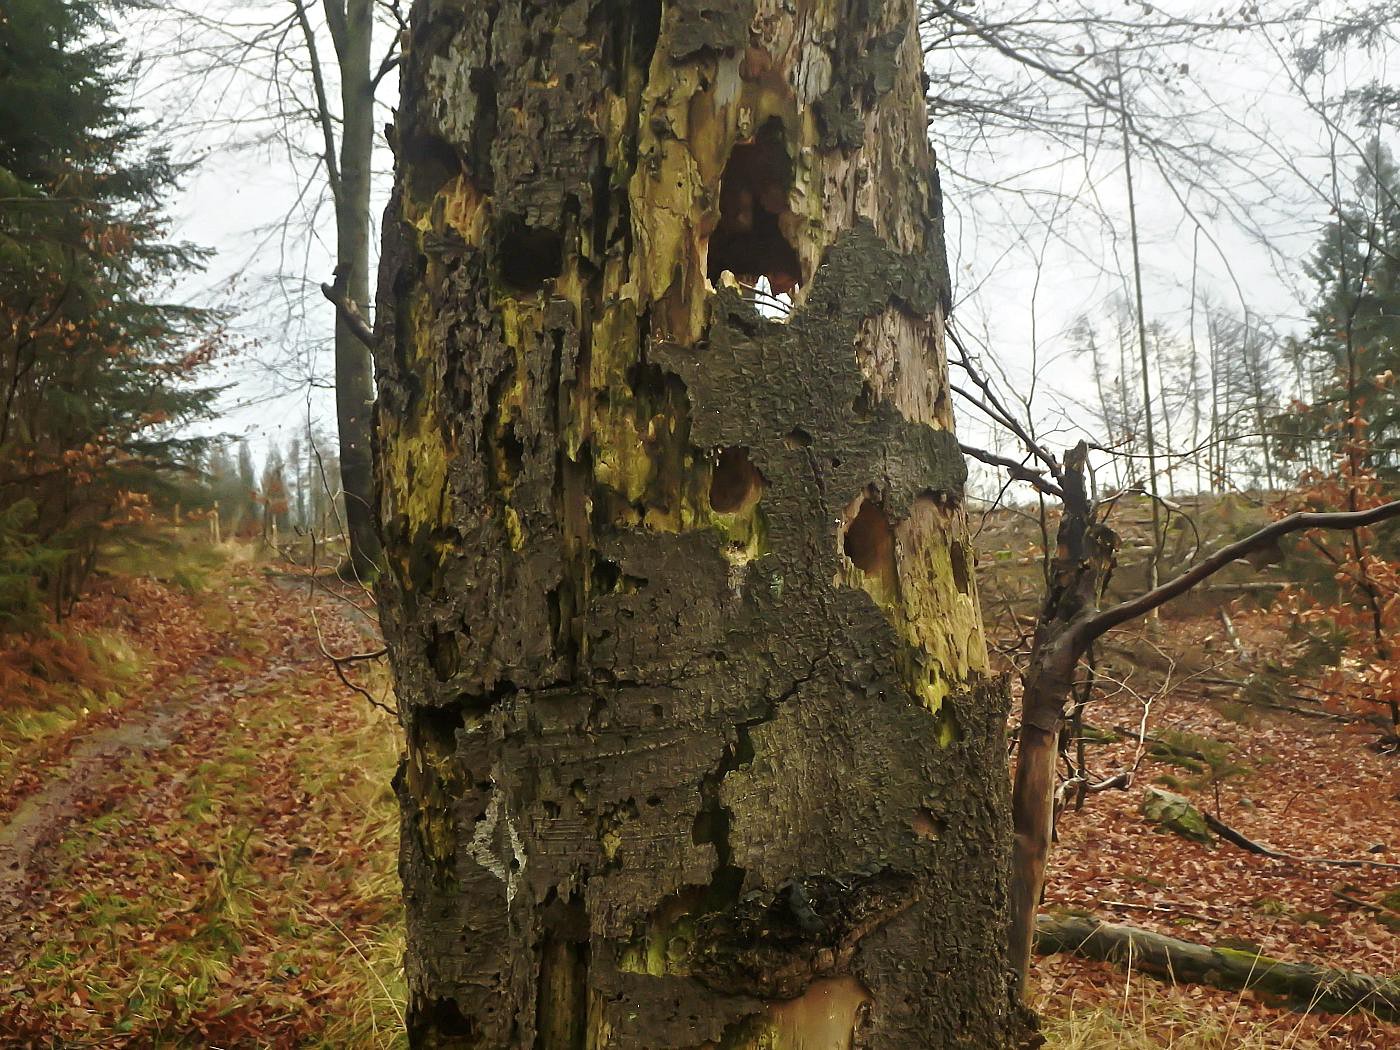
xmin=1035 ymin=913 xmax=1400 ymax=1021
xmin=374 ymin=1 xmax=1024 ymax=1045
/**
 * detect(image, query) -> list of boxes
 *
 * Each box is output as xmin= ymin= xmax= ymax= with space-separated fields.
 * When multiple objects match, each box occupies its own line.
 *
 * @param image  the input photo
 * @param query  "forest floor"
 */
xmin=0 ymin=541 xmax=403 ymax=1045
xmin=0 ymin=535 xmax=1394 ymax=1047
xmin=1030 ymin=613 xmax=1399 ymax=1048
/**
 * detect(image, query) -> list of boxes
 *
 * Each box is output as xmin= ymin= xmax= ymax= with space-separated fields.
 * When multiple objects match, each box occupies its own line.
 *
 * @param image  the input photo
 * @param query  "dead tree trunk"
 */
xmin=374 ymin=1 xmax=1025 ymax=1046
xmin=1001 ymin=440 xmax=1400 ymax=989
xmin=1008 ymin=444 xmax=1118 ymax=994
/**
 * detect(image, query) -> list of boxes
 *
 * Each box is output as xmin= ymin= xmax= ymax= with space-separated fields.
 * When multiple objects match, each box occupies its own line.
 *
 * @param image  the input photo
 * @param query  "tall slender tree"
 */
xmin=298 ymin=0 xmax=387 ymax=577
xmin=141 ymin=0 xmax=398 ymax=576
xmin=375 ymin=1 xmax=1026 ymax=1045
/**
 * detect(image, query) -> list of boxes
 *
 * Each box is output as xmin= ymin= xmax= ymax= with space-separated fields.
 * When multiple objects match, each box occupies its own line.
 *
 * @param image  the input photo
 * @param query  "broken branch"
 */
xmin=321 ymin=277 xmax=378 ymax=350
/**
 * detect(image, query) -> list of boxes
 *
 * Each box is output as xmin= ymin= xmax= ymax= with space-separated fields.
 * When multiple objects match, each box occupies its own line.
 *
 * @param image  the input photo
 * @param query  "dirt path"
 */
xmin=0 ymin=656 xmax=281 ymax=930
xmin=0 ymin=571 xmax=379 ymax=929
xmin=3 ymin=551 xmax=1391 ymax=1046
xmin=0 ymin=562 xmax=403 ymax=1044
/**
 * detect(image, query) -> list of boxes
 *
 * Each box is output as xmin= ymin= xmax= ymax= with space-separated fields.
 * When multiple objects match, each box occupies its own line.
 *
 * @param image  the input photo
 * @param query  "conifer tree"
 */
xmin=0 ymin=0 xmax=221 ymax=614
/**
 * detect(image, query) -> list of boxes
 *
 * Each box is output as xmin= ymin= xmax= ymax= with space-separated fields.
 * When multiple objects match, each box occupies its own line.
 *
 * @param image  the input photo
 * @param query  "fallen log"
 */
xmin=1203 ymin=811 xmax=1400 ymax=870
xmin=1034 ymin=913 xmax=1400 ymax=1020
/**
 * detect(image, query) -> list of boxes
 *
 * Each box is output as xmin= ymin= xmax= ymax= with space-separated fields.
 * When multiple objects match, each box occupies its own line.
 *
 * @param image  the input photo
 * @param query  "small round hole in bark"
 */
xmin=784 ymin=427 xmax=812 ymax=449
xmin=911 ymin=807 xmax=946 ymax=840
xmin=709 ymin=446 xmax=764 ymax=513
xmin=844 ymin=500 xmax=896 ymax=585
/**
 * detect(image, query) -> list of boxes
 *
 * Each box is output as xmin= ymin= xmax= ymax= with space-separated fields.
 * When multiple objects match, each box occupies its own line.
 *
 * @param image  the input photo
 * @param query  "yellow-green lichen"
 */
xmin=403 ymin=722 xmax=475 ymax=874
xmin=381 ymin=295 xmax=454 ymax=535
xmin=617 ymin=898 xmax=701 ymax=979
xmin=838 ymin=495 xmax=987 ymax=731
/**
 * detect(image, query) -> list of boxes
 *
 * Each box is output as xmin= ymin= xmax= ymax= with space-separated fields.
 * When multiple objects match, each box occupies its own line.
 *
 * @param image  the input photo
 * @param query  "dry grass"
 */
xmin=1040 ymin=963 xmax=1391 ymax=1048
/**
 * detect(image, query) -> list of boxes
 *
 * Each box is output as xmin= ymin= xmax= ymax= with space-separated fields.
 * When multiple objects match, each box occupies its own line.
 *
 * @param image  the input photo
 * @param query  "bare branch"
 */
xmin=370 ymin=51 xmax=400 ymax=92
xmin=1083 ymin=500 xmax=1400 ymax=642
xmin=959 ymin=442 xmax=1066 ymax=500
xmin=291 ymin=0 xmax=343 ymax=201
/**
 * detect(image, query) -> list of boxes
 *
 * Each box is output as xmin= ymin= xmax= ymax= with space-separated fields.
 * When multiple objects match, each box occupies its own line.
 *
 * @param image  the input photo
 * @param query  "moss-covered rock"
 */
xmin=1141 ymin=787 xmax=1215 ymax=846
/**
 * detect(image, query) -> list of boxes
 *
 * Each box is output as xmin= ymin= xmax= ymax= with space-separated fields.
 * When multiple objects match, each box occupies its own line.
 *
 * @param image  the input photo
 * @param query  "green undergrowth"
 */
xmin=0 ymin=623 xmax=144 ymax=787
xmin=101 ymin=527 xmax=229 ymax=594
xmin=0 ymin=536 xmax=264 ymax=788
xmin=0 ymin=542 xmax=225 ymax=791
xmin=12 ymin=668 xmax=405 ymax=1042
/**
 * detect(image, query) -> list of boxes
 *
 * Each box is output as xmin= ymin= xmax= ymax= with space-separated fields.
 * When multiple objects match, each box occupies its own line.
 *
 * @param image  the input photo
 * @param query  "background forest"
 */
xmin=0 ymin=0 xmax=1397 ymax=1046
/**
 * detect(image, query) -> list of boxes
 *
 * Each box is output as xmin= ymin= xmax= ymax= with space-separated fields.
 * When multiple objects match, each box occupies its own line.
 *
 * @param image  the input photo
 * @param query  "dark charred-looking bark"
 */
xmin=375 ymin=1 xmax=1025 ymax=1046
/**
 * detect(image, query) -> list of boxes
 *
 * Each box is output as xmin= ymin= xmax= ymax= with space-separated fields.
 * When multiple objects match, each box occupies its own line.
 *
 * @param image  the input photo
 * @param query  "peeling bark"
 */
xmin=374 ymin=1 xmax=1025 ymax=1046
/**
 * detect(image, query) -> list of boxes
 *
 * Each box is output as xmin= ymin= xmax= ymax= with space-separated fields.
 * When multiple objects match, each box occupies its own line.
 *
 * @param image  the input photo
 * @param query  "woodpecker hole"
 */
xmin=497 ymin=214 xmax=562 ymax=291
xmin=951 ymin=542 xmax=971 ymax=595
xmin=709 ymin=446 xmax=765 ymax=513
xmin=844 ymin=499 xmax=896 ymax=588
xmin=707 ymin=119 xmax=801 ymax=296
xmin=911 ymin=807 xmax=947 ymax=840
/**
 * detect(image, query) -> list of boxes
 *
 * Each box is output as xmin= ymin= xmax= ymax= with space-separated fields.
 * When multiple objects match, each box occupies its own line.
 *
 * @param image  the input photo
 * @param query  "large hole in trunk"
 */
xmin=707 ymin=118 xmax=801 ymax=305
xmin=496 ymin=214 xmax=562 ymax=291
xmin=709 ymin=446 xmax=765 ymax=513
